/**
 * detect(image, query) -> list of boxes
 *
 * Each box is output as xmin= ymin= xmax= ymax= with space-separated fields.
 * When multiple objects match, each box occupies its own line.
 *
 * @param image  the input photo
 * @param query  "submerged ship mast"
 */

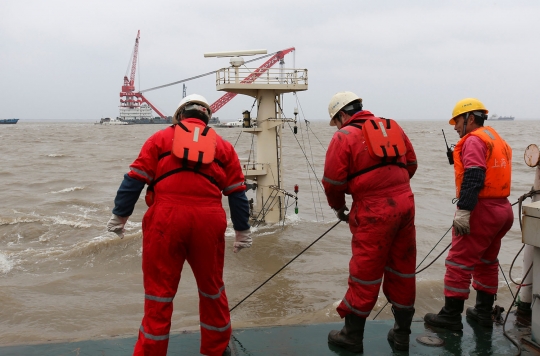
xmin=205 ymin=48 xmax=308 ymax=224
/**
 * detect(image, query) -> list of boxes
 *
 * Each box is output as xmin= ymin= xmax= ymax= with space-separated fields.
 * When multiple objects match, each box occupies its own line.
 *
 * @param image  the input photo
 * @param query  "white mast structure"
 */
xmin=204 ymin=49 xmax=308 ymax=224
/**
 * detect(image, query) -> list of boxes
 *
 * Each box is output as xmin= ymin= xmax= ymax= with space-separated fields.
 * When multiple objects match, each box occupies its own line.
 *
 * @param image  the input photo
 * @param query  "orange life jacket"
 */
xmin=345 ymin=118 xmax=408 ymax=181
xmin=362 ymin=118 xmax=407 ymax=159
xmin=145 ymin=122 xmax=218 ymax=207
xmin=172 ymin=121 xmax=217 ymax=165
xmin=453 ymin=126 xmax=512 ymax=199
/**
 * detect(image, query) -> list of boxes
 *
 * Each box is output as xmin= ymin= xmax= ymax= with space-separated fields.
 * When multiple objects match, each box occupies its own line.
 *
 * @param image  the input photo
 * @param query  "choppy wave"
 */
xmin=50 ymin=186 xmax=85 ymax=194
xmin=50 ymin=216 xmax=92 ymax=228
xmin=45 ymin=153 xmax=65 ymax=158
xmin=0 ymin=217 xmax=40 ymax=226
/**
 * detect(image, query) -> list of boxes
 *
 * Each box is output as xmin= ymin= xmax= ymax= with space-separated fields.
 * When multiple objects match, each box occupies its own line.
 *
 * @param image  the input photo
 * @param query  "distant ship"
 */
xmin=490 ymin=114 xmax=515 ymax=121
xmin=117 ymin=103 xmax=173 ymax=124
xmin=95 ymin=118 xmax=128 ymax=125
xmin=215 ymin=119 xmax=244 ymax=128
xmin=0 ymin=119 xmax=19 ymax=124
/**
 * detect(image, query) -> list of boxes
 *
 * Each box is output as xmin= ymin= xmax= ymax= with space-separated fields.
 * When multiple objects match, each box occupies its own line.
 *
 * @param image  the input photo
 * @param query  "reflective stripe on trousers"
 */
xmin=337 ymin=191 xmax=416 ymax=318
xmin=444 ymin=198 xmax=513 ymax=299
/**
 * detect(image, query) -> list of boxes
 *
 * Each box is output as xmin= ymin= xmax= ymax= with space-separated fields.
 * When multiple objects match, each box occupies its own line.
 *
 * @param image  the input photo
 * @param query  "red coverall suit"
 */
xmin=322 ymin=111 xmax=418 ymax=318
xmin=445 ymin=127 xmax=514 ymax=299
xmin=120 ymin=119 xmax=247 ymax=356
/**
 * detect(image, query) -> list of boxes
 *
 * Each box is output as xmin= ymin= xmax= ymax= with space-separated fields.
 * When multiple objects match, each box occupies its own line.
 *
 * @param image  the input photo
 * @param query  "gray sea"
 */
xmin=0 ymin=119 xmax=538 ymax=346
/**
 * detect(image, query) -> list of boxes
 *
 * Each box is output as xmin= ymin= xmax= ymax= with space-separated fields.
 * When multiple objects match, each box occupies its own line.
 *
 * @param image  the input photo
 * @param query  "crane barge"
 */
xmin=117 ymin=30 xmax=171 ymax=124
xmin=115 ymin=31 xmax=296 ymax=124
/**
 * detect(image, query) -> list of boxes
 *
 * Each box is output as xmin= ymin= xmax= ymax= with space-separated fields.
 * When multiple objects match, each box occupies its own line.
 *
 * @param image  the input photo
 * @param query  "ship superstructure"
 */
xmin=206 ymin=48 xmax=307 ymax=224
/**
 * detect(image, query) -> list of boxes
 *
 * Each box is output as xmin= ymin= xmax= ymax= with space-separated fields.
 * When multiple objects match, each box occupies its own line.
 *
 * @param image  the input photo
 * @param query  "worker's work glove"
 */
xmin=107 ymin=214 xmax=129 ymax=239
xmin=453 ymin=209 xmax=471 ymax=236
xmin=336 ymin=205 xmax=349 ymax=223
xmin=233 ymin=229 xmax=252 ymax=253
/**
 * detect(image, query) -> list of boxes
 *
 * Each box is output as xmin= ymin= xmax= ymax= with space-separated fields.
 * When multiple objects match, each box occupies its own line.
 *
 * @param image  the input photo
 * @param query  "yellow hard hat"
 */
xmin=449 ymin=98 xmax=488 ymax=125
xmin=328 ymin=91 xmax=362 ymax=126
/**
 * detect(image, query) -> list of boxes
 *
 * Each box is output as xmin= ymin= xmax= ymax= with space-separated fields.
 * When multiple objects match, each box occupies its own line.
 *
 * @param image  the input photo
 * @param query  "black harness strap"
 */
xmin=193 ymin=151 xmax=204 ymax=172
xmin=177 ymin=121 xmax=189 ymax=132
xmin=147 ymin=167 xmax=220 ymax=192
xmin=347 ymin=162 xmax=407 ymax=181
xmin=158 ymin=151 xmax=171 ymax=161
xmin=182 ymin=148 xmax=189 ymax=168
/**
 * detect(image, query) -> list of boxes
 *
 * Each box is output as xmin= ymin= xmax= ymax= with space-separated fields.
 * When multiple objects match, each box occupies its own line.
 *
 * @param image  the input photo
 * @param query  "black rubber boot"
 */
xmin=424 ymin=297 xmax=464 ymax=331
xmin=222 ymin=345 xmax=231 ymax=356
xmin=387 ymin=307 xmax=415 ymax=351
xmin=328 ymin=313 xmax=366 ymax=353
xmin=516 ymin=301 xmax=532 ymax=327
xmin=466 ymin=291 xmax=495 ymax=327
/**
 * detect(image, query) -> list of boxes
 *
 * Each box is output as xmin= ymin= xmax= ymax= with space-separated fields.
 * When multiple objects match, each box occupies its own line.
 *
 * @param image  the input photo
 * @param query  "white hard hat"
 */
xmin=173 ymin=94 xmax=212 ymax=124
xmin=328 ymin=91 xmax=362 ymax=126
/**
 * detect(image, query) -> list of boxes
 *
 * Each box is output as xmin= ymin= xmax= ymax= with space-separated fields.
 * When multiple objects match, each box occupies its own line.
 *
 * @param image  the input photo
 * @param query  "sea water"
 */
xmin=0 ymin=119 xmax=538 ymax=345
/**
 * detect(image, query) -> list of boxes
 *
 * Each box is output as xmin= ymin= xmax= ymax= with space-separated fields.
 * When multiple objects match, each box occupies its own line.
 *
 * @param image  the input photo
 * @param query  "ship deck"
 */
xmin=1 ymin=313 xmax=537 ymax=355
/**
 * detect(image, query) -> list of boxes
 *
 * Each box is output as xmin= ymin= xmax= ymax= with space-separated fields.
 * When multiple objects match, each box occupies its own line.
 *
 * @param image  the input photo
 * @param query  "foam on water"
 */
xmin=50 ymin=186 xmax=85 ymax=194
xmin=0 ymin=253 xmax=13 ymax=274
xmin=0 ymin=217 xmax=40 ymax=226
xmin=50 ymin=216 xmax=92 ymax=228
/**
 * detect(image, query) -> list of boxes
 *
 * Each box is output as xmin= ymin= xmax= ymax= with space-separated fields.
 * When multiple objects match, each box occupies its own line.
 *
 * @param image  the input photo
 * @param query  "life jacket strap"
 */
xmin=347 ymin=161 xmax=407 ymax=182
xmin=148 ymin=167 xmax=220 ymax=192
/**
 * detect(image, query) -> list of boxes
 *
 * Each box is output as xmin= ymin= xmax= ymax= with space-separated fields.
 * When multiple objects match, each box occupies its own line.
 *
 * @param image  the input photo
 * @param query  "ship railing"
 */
xmin=216 ymin=67 xmax=308 ymax=86
xmin=239 ymin=161 xmax=267 ymax=178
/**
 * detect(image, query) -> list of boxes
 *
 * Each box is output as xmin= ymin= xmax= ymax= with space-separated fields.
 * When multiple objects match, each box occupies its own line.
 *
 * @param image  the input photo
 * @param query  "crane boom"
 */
xmin=210 ymin=47 xmax=295 ymax=114
xmin=129 ymin=30 xmax=140 ymax=87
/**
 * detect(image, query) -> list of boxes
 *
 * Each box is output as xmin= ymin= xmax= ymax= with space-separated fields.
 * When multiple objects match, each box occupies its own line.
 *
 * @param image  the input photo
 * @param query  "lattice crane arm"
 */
xmin=129 ymin=30 xmax=140 ymax=87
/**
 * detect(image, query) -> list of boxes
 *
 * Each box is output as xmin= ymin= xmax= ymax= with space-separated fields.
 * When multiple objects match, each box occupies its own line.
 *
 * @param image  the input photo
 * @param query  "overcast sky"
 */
xmin=1 ymin=1 xmax=539 ymax=122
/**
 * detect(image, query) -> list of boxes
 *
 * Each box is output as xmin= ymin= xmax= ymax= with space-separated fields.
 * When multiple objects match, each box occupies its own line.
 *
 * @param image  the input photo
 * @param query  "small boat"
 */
xmin=0 ymin=118 xmax=19 ymax=124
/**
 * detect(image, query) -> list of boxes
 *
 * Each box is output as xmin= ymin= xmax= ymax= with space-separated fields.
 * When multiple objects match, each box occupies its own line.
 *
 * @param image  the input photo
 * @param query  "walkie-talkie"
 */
xmin=442 ymin=129 xmax=454 ymax=165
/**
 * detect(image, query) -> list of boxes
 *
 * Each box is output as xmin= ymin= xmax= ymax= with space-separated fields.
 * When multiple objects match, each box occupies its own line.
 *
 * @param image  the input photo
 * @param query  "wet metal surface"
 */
xmin=0 ymin=314 xmax=536 ymax=356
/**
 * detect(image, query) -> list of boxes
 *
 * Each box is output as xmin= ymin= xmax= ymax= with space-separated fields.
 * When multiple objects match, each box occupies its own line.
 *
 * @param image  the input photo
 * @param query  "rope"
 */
xmin=499 ymin=264 xmax=515 ymax=299
xmin=229 ymin=220 xmax=342 ymax=312
xmin=502 ymin=264 xmax=533 ymax=356
xmin=293 ymin=93 xmax=327 ymax=151
xmin=507 ymin=188 xmax=540 ymax=286
xmin=232 ymin=98 xmax=257 ymax=148
xmin=291 ymin=116 xmax=321 ymax=221
xmin=372 ymin=226 xmax=452 ymax=320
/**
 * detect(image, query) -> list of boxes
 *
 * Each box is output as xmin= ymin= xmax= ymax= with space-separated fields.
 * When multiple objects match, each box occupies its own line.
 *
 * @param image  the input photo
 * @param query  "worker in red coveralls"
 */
xmin=106 ymin=94 xmax=252 ymax=356
xmin=424 ymin=98 xmax=513 ymax=330
xmin=322 ymin=92 xmax=418 ymax=353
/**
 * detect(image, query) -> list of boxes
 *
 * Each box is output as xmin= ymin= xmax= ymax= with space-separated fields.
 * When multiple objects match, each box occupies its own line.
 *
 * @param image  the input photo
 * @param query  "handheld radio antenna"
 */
xmin=442 ymin=129 xmax=454 ymax=165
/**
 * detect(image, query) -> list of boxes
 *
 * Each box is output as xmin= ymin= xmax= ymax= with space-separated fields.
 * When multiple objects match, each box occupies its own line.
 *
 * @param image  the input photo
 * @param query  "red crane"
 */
xmin=210 ymin=47 xmax=295 ymax=114
xmin=120 ymin=30 xmax=166 ymax=118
